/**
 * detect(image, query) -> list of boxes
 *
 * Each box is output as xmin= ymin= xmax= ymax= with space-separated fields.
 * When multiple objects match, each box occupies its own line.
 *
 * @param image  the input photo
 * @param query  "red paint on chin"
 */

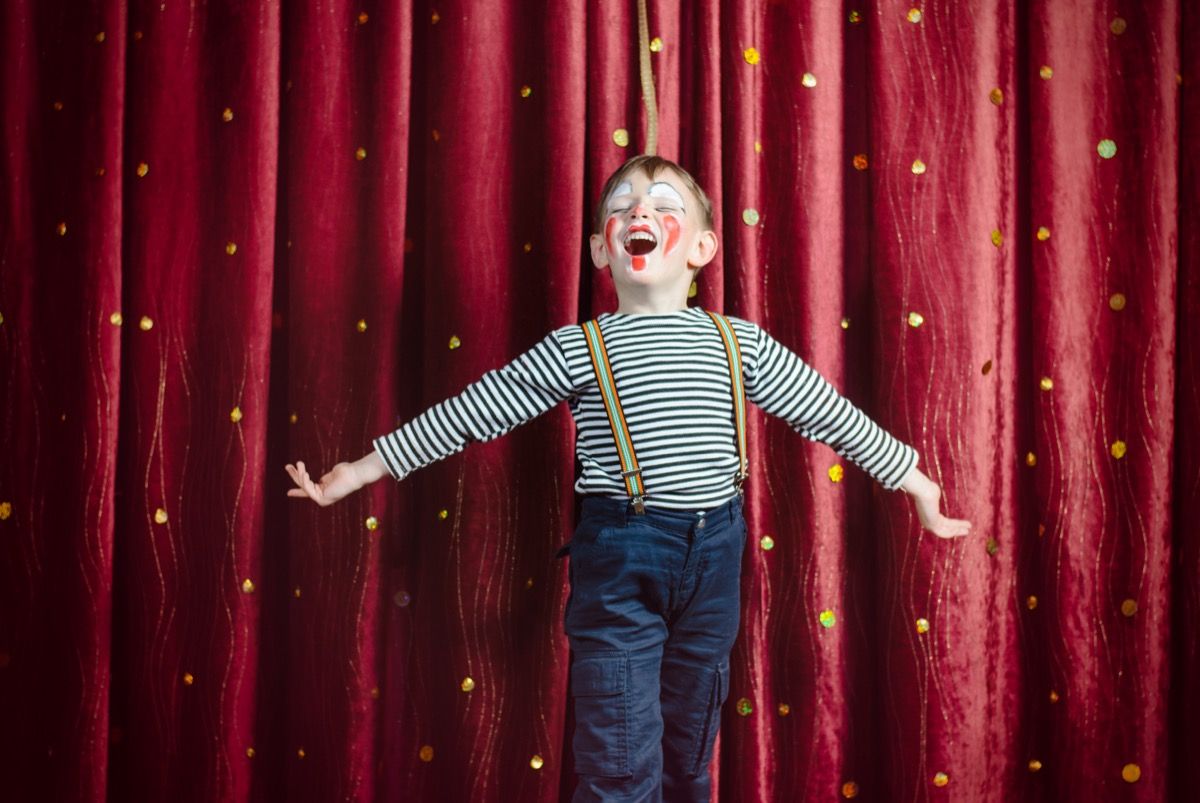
xmin=632 ymin=256 xmax=646 ymax=270
xmin=662 ymin=215 xmax=681 ymax=255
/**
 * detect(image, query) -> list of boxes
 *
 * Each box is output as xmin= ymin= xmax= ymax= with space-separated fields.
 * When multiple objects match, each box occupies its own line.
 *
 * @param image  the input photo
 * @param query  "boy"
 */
xmin=286 ymin=156 xmax=971 ymax=801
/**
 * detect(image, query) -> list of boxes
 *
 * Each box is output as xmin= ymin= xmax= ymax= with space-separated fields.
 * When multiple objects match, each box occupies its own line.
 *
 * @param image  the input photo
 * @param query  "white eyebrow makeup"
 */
xmin=647 ymin=182 xmax=686 ymax=209
xmin=607 ymin=181 xmax=633 ymax=208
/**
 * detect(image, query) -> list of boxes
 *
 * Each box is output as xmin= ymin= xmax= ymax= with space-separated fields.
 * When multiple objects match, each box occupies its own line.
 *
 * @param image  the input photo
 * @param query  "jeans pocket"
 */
xmin=570 ymin=651 xmax=630 ymax=778
xmin=572 ymin=513 xmax=615 ymax=550
xmin=689 ymin=657 xmax=730 ymax=777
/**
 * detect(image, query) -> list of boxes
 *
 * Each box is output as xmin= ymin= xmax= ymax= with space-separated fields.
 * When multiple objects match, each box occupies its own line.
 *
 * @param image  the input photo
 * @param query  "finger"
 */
xmin=932 ymin=519 xmax=969 ymax=538
xmin=287 ymin=488 xmax=308 ymax=498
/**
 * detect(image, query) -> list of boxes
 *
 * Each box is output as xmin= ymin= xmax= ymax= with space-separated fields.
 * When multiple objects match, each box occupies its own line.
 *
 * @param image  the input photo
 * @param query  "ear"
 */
xmin=589 ymin=232 xmax=610 ymax=269
xmin=687 ymin=230 xmax=719 ymax=268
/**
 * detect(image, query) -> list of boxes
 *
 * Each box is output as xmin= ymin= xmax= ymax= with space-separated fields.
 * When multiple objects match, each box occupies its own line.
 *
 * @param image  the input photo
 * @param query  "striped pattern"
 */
xmin=372 ymin=307 xmax=919 ymax=511
xmin=581 ymin=320 xmax=646 ymax=503
xmin=704 ymin=310 xmax=749 ymax=487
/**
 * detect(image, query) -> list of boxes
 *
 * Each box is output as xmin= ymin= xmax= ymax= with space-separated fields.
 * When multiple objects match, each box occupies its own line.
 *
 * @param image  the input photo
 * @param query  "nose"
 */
xmin=630 ymin=200 xmax=652 ymax=218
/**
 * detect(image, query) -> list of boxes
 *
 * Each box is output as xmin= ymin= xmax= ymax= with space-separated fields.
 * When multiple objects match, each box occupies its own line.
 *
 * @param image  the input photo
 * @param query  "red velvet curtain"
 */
xmin=2 ymin=1 xmax=1196 ymax=800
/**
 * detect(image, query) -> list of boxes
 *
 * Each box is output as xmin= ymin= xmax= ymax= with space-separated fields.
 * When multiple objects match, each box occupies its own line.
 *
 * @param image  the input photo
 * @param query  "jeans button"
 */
xmin=696 ymin=517 xmax=705 ymax=529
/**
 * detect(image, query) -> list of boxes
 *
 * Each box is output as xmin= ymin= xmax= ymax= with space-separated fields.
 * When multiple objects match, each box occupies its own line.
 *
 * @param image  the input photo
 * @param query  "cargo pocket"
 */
xmin=570 ymin=651 xmax=631 ymax=778
xmin=688 ymin=657 xmax=730 ymax=777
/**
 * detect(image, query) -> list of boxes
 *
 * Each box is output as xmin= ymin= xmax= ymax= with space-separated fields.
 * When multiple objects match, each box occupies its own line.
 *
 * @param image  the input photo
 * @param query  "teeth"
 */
xmin=625 ymin=232 xmax=656 ymax=242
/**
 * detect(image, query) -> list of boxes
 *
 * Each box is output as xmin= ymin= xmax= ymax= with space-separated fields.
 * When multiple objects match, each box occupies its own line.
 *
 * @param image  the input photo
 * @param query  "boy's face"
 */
xmin=589 ymin=169 xmax=717 ymax=296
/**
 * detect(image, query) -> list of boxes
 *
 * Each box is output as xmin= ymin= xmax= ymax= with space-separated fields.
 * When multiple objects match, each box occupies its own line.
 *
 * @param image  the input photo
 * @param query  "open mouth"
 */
xmin=623 ymin=230 xmax=657 ymax=256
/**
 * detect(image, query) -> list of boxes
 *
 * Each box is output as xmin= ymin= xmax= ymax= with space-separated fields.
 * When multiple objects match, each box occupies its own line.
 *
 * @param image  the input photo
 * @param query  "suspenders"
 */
xmin=581 ymin=320 xmax=649 ymax=512
xmin=580 ymin=310 xmax=748 ymax=514
xmin=705 ymin=311 xmax=750 ymax=495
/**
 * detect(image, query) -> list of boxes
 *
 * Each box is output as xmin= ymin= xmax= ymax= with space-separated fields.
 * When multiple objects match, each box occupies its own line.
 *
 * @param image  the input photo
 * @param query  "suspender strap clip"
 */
xmin=621 ymin=468 xmax=647 ymax=514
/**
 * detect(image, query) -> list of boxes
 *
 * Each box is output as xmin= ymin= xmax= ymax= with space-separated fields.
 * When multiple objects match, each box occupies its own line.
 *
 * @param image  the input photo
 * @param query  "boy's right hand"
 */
xmin=285 ymin=460 xmax=362 ymax=506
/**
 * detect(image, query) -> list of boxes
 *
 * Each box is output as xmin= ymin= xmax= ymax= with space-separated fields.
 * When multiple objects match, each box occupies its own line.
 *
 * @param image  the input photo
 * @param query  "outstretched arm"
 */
xmin=286 ymin=328 xmax=576 ymax=506
xmin=743 ymin=321 xmax=971 ymax=538
xmin=743 ymin=322 xmax=918 ymax=490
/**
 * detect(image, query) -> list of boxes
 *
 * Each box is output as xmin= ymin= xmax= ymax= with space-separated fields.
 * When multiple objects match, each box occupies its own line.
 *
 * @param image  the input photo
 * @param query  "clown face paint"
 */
xmin=608 ymin=181 xmax=633 ymax=204
xmin=601 ymin=174 xmax=692 ymax=273
xmin=604 ymin=181 xmax=634 ymax=260
xmin=648 ymin=182 xmax=685 ymax=255
xmin=647 ymin=182 xmax=686 ymax=207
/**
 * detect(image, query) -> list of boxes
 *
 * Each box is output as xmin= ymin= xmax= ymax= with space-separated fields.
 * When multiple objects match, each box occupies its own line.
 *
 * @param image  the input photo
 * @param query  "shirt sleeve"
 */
xmin=743 ymin=322 xmax=919 ymax=490
xmin=371 ymin=328 xmax=577 ymax=481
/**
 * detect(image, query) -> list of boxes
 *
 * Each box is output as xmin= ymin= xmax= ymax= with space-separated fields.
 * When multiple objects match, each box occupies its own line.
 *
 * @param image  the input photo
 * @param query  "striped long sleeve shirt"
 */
xmin=372 ymin=306 xmax=919 ymax=511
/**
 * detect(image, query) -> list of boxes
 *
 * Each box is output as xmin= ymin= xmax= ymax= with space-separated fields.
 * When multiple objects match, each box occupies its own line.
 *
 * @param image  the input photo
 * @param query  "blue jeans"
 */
xmin=558 ymin=494 xmax=747 ymax=802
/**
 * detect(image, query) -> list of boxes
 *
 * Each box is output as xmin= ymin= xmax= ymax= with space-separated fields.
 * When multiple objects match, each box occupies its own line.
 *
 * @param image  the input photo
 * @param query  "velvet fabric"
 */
xmin=1 ymin=1 xmax=1196 ymax=801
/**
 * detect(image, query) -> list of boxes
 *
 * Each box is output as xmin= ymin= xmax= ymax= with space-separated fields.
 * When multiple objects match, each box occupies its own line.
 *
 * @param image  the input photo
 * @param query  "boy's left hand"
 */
xmin=900 ymin=466 xmax=972 ymax=539
xmin=911 ymin=487 xmax=972 ymax=538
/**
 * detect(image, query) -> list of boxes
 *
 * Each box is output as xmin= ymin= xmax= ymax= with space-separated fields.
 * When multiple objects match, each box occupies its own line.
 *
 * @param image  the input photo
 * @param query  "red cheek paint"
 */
xmin=632 ymin=256 xmax=646 ymax=270
xmin=662 ymin=215 xmax=681 ymax=255
xmin=605 ymin=217 xmax=620 ymax=257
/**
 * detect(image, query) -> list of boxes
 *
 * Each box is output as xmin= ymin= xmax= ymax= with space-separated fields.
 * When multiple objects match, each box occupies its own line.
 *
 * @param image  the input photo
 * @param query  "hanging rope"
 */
xmin=635 ymin=0 xmax=659 ymax=155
